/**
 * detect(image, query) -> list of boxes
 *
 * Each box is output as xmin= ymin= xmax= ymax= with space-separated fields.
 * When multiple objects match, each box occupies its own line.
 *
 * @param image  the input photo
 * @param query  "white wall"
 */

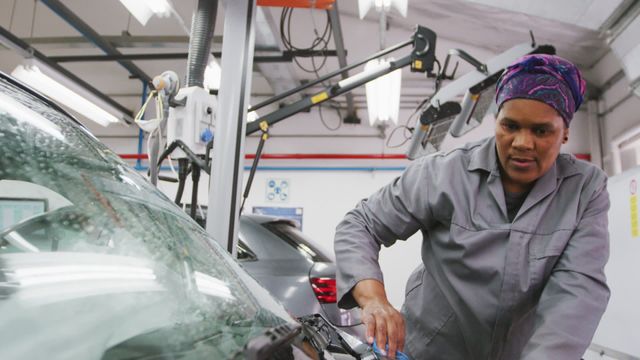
xmin=587 ymin=166 xmax=640 ymax=359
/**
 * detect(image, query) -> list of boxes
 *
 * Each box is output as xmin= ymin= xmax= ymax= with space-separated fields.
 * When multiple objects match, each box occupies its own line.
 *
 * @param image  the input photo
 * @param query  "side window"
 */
xmin=262 ymin=221 xmax=331 ymax=262
xmin=236 ymin=238 xmax=257 ymax=262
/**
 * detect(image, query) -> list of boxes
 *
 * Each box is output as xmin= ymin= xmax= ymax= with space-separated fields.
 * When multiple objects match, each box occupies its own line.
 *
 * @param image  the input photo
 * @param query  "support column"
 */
xmin=587 ymin=100 xmax=603 ymax=169
xmin=206 ymin=0 xmax=257 ymax=256
xmin=328 ymin=2 xmax=357 ymax=123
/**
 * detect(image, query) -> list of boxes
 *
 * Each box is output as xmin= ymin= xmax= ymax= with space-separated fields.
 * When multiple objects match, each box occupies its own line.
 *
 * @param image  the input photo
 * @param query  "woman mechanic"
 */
xmin=334 ymin=54 xmax=610 ymax=359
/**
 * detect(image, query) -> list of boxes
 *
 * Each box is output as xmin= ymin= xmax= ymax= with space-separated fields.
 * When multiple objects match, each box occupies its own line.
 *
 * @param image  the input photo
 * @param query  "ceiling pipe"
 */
xmin=40 ymin=0 xmax=153 ymax=84
xmin=48 ymin=50 xmax=341 ymax=63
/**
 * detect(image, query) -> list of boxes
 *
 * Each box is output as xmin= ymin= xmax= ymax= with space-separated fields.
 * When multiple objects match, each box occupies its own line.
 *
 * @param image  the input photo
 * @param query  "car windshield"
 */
xmin=0 ymin=75 xmax=295 ymax=359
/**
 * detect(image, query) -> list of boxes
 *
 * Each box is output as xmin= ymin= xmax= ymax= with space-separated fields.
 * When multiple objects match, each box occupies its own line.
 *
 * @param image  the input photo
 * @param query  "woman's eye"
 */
xmin=534 ymin=128 xmax=548 ymax=135
xmin=503 ymin=123 xmax=518 ymax=131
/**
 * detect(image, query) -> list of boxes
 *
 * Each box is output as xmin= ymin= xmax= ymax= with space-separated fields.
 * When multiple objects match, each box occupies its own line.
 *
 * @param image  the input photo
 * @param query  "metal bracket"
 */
xmin=441 ymin=48 xmax=488 ymax=79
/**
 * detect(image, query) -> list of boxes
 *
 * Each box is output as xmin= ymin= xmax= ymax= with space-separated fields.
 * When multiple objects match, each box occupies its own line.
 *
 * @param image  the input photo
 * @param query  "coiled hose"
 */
xmin=186 ymin=0 xmax=218 ymax=87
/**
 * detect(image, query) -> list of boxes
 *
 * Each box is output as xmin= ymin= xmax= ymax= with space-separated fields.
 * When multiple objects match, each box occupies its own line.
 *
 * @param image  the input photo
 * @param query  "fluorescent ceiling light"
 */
xmin=358 ymin=0 xmax=407 ymax=18
xmin=118 ymin=0 xmax=172 ymax=26
xmin=204 ymin=57 xmax=222 ymax=90
xmin=247 ymin=108 xmax=259 ymax=122
xmin=11 ymin=61 xmax=123 ymax=127
xmin=364 ymin=58 xmax=402 ymax=127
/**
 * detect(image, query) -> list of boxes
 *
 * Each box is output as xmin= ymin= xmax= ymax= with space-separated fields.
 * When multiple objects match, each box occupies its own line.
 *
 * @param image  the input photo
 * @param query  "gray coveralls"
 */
xmin=335 ymin=137 xmax=610 ymax=359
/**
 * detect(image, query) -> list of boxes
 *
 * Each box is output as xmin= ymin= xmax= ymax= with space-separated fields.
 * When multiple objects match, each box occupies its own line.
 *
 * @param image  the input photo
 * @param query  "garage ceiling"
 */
xmin=0 ymin=0 xmax=631 ymax=129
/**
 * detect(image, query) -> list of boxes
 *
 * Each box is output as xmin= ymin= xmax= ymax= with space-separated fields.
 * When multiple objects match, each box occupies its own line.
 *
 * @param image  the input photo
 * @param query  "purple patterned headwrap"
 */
xmin=495 ymin=54 xmax=586 ymax=127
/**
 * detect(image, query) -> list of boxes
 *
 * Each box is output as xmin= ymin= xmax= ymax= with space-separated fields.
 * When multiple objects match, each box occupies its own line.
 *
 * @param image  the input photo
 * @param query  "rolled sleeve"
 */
xmin=334 ymin=157 xmax=434 ymax=309
xmin=521 ymin=178 xmax=610 ymax=359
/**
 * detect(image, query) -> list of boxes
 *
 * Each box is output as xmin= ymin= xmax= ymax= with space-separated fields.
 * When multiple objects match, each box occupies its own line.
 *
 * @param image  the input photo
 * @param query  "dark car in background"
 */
xmin=0 ymin=72 xmax=374 ymax=359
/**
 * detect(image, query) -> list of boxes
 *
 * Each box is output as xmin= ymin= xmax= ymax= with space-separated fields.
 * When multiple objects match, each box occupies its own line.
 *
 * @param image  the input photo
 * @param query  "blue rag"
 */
xmin=372 ymin=340 xmax=410 ymax=360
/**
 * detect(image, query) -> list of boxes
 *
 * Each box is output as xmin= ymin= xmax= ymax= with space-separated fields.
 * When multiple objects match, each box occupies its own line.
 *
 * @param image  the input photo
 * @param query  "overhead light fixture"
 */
xmin=12 ymin=61 xmax=124 ymax=127
xmin=364 ymin=58 xmax=402 ymax=126
xmin=247 ymin=107 xmax=259 ymax=122
xmin=118 ymin=0 xmax=172 ymax=26
xmin=358 ymin=0 xmax=407 ymax=18
xmin=204 ymin=57 xmax=222 ymax=90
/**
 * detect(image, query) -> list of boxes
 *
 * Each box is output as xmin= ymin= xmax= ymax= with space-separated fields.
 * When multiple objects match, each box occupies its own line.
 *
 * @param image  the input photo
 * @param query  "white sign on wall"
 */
xmin=265 ymin=178 xmax=290 ymax=203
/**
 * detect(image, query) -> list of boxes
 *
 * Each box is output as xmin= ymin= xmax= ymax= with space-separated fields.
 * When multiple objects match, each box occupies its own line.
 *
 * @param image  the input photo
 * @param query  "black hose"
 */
xmin=175 ymin=158 xmax=190 ymax=205
xmin=186 ymin=0 xmax=218 ymax=87
xmin=190 ymin=163 xmax=201 ymax=220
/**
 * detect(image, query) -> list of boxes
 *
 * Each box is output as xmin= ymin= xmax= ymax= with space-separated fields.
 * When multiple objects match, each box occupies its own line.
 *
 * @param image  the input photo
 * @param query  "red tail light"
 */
xmin=310 ymin=277 xmax=337 ymax=303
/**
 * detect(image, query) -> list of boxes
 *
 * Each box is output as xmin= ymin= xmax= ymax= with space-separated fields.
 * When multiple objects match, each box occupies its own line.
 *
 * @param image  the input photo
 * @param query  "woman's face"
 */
xmin=495 ymin=98 xmax=568 ymax=193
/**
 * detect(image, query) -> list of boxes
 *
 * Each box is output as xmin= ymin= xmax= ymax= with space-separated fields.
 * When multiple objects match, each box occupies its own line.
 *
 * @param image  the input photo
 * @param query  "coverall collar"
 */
xmin=467 ymin=136 xmax=581 ymax=222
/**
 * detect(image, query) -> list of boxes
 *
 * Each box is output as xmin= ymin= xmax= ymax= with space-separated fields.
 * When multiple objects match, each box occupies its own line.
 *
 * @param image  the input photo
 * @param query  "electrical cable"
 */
xmin=125 ymin=13 xmax=132 ymax=34
xmin=280 ymin=7 xmax=332 ymax=74
xmin=385 ymin=95 xmax=431 ymax=149
xmin=30 ymin=0 xmax=37 ymax=38
xmin=318 ymin=103 xmax=341 ymax=131
xmin=280 ymin=7 xmax=348 ymax=131
xmin=8 ymin=0 xmax=17 ymax=31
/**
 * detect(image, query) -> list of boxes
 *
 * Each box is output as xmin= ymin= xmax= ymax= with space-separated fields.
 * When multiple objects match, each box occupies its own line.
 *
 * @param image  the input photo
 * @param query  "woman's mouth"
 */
xmin=509 ymin=157 xmax=535 ymax=170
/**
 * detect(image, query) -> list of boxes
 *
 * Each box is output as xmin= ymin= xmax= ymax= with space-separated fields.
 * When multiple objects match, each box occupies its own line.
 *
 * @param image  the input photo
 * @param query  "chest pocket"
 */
xmin=528 ymin=229 xmax=573 ymax=259
xmin=526 ymin=229 xmax=573 ymax=287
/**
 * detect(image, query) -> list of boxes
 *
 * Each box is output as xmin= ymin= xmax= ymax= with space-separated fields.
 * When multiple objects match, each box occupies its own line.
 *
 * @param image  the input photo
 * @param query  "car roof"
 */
xmin=242 ymin=213 xmax=297 ymax=227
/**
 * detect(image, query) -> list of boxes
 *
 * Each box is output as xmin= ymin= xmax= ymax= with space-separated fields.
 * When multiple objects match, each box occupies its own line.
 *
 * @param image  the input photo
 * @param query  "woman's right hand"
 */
xmin=352 ymin=279 xmax=406 ymax=359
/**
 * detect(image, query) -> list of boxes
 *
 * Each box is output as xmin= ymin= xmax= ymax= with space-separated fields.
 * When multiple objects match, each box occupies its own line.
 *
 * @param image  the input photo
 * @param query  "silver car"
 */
xmin=238 ymin=215 xmax=364 ymax=338
xmin=0 ymin=72 xmax=376 ymax=360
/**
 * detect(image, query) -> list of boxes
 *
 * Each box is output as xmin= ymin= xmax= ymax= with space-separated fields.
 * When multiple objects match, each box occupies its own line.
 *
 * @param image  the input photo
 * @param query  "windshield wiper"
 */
xmin=299 ymin=314 xmax=375 ymax=359
xmin=244 ymin=323 xmax=302 ymax=360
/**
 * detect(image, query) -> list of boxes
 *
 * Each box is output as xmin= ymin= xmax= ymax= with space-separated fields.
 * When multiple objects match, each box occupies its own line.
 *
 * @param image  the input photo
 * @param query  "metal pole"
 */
xmin=328 ymin=2 xmax=357 ymax=123
xmin=136 ymin=82 xmax=149 ymax=170
xmin=587 ymin=100 xmax=603 ymax=169
xmin=206 ymin=0 xmax=257 ymax=255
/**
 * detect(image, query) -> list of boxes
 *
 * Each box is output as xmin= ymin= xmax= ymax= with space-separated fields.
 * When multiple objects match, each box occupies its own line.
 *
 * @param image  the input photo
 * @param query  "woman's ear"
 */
xmin=562 ymin=127 xmax=569 ymax=144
